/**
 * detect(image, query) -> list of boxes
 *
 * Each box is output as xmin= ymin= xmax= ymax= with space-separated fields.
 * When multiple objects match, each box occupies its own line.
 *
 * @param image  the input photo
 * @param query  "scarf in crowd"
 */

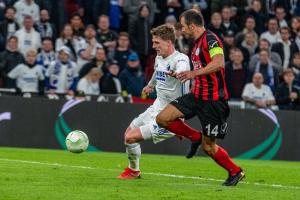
xmin=255 ymin=62 xmax=275 ymax=91
xmin=36 ymin=22 xmax=53 ymax=38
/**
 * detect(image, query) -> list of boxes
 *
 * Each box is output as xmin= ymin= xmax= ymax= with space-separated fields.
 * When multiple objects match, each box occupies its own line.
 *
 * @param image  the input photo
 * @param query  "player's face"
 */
xmin=59 ymin=51 xmax=69 ymax=62
xmin=42 ymin=40 xmax=53 ymax=52
xmin=253 ymin=73 xmax=263 ymax=86
xmin=96 ymin=49 xmax=106 ymax=61
xmin=283 ymin=72 xmax=295 ymax=85
xmin=180 ymin=17 xmax=193 ymax=39
xmin=152 ymin=36 xmax=170 ymax=57
xmin=26 ymin=52 xmax=37 ymax=65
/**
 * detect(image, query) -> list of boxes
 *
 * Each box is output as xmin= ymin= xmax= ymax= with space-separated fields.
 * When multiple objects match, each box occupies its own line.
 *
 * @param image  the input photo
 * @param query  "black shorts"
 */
xmin=170 ymin=93 xmax=230 ymax=139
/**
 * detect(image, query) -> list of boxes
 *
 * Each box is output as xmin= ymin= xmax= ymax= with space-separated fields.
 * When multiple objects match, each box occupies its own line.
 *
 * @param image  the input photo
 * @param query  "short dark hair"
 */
xmin=280 ymin=26 xmax=290 ymax=33
xmin=42 ymin=37 xmax=53 ymax=43
xmin=180 ymin=9 xmax=204 ymax=27
xmin=7 ymin=35 xmax=18 ymax=42
xmin=5 ymin=6 xmax=16 ymax=14
xmin=151 ymin=24 xmax=175 ymax=44
xmin=119 ymin=32 xmax=129 ymax=38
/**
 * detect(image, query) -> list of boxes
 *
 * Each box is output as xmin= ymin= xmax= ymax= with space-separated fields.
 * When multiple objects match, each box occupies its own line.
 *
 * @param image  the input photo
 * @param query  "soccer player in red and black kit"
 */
xmin=156 ymin=9 xmax=245 ymax=186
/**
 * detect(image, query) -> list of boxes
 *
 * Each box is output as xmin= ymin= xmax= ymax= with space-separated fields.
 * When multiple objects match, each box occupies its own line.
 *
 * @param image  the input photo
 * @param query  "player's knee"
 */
xmin=125 ymin=134 xmax=136 ymax=144
xmin=156 ymin=114 xmax=168 ymax=128
xmin=202 ymin=143 xmax=214 ymax=156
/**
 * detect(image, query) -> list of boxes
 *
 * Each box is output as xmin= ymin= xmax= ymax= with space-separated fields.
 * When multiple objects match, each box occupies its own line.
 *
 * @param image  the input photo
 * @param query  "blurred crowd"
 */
xmin=0 ymin=0 xmax=300 ymax=110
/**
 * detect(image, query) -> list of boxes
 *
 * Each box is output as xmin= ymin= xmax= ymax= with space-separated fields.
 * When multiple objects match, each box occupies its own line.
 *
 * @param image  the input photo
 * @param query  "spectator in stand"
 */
xmin=129 ymin=4 xmax=152 ymax=71
xmin=35 ymin=9 xmax=56 ymax=41
xmin=0 ymin=6 xmax=19 ymax=51
xmin=260 ymin=18 xmax=281 ymax=45
xmin=249 ymin=38 xmax=282 ymax=71
xmin=0 ymin=0 xmax=15 ymax=22
xmin=46 ymin=46 xmax=78 ymax=95
xmin=225 ymin=48 xmax=248 ymax=100
xmin=70 ymin=13 xmax=85 ymax=38
xmin=290 ymin=52 xmax=300 ymax=76
xmin=119 ymin=52 xmax=145 ymax=97
xmin=235 ymin=15 xmax=258 ymax=47
xmin=64 ymin=0 xmax=81 ymax=20
xmin=76 ymin=24 xmax=103 ymax=72
xmin=123 ymin=0 xmax=156 ymax=27
xmin=113 ymin=32 xmax=132 ymax=72
xmin=36 ymin=37 xmax=55 ymax=74
xmin=220 ymin=6 xmax=239 ymax=36
xmin=164 ymin=15 xmax=177 ymax=27
xmin=222 ymin=30 xmax=236 ymax=62
xmin=14 ymin=0 xmax=40 ymax=26
xmin=240 ymin=31 xmax=258 ymax=61
xmin=55 ymin=24 xmax=79 ymax=62
xmin=242 ymin=72 xmax=276 ymax=109
xmin=207 ymin=12 xmax=223 ymax=39
xmin=77 ymin=67 xmax=102 ymax=96
xmin=291 ymin=29 xmax=300 ymax=56
xmin=8 ymin=48 xmax=44 ymax=93
xmin=109 ymin=0 xmax=123 ymax=31
xmin=96 ymin=15 xmax=118 ymax=56
xmin=101 ymin=60 xmax=122 ymax=94
xmin=250 ymin=49 xmax=280 ymax=93
xmin=174 ymin=22 xmax=189 ymax=54
xmin=78 ymin=0 xmax=110 ymax=25
xmin=183 ymin=0 xmax=208 ymax=11
xmin=271 ymin=27 xmax=292 ymax=70
xmin=165 ymin=0 xmax=184 ymax=20
xmin=276 ymin=68 xmax=300 ymax=110
xmin=290 ymin=16 xmax=300 ymax=40
xmin=0 ymin=36 xmax=24 ymax=88
xmin=275 ymin=6 xmax=288 ymax=28
xmin=247 ymin=0 xmax=267 ymax=35
xmin=14 ymin=15 xmax=41 ymax=56
xmin=79 ymin=47 xmax=107 ymax=78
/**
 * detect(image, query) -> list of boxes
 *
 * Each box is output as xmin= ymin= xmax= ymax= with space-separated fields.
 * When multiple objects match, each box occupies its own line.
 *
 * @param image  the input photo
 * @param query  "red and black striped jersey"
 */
xmin=191 ymin=30 xmax=229 ymax=101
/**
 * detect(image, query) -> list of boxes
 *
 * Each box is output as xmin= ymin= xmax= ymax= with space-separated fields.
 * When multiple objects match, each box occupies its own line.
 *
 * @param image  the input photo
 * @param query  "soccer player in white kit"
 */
xmin=117 ymin=25 xmax=193 ymax=179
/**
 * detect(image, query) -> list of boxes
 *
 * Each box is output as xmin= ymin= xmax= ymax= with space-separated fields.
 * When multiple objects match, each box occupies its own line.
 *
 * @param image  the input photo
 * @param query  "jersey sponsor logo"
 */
xmin=156 ymin=70 xmax=167 ymax=81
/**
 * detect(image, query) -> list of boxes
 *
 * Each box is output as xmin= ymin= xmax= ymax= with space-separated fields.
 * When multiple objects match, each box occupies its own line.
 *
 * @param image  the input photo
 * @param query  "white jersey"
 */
xmin=76 ymin=38 xmax=103 ymax=72
xmin=8 ymin=63 xmax=44 ymax=92
xmin=14 ymin=0 xmax=40 ymax=26
xmin=77 ymin=77 xmax=100 ymax=95
xmin=153 ymin=50 xmax=190 ymax=110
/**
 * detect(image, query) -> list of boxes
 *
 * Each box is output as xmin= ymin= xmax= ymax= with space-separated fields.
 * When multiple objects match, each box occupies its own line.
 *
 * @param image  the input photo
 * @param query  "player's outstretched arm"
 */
xmin=176 ymin=54 xmax=224 ymax=82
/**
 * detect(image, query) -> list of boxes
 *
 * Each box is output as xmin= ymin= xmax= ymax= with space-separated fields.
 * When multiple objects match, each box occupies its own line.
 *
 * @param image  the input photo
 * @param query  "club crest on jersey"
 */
xmin=196 ymin=48 xmax=200 ymax=55
xmin=166 ymin=64 xmax=171 ymax=71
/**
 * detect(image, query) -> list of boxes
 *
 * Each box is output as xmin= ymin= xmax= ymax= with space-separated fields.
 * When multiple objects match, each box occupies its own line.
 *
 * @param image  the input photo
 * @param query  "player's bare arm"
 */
xmin=176 ymin=54 xmax=224 ymax=82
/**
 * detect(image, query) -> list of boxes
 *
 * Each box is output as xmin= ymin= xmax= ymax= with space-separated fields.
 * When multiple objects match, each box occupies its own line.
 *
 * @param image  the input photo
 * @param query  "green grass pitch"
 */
xmin=0 ymin=147 xmax=300 ymax=200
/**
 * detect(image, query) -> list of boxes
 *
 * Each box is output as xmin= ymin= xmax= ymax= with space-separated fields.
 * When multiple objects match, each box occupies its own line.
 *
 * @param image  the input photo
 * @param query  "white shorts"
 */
xmin=130 ymin=105 xmax=174 ymax=144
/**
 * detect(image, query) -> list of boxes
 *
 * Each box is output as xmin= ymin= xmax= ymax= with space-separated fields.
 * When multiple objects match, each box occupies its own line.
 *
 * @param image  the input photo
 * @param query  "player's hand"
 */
xmin=176 ymin=71 xmax=196 ymax=82
xmin=256 ymin=100 xmax=267 ymax=108
xmin=166 ymin=70 xmax=177 ymax=77
xmin=142 ymin=85 xmax=154 ymax=96
xmin=290 ymin=92 xmax=298 ymax=100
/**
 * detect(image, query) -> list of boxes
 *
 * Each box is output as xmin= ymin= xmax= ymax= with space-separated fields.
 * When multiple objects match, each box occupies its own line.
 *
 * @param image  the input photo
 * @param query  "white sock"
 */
xmin=126 ymin=143 xmax=141 ymax=171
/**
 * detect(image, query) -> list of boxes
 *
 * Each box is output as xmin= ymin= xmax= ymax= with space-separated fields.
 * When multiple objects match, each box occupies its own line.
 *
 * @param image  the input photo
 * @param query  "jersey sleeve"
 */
xmin=242 ymin=84 xmax=251 ymax=98
xmin=266 ymin=86 xmax=275 ymax=101
xmin=206 ymin=33 xmax=224 ymax=58
xmin=8 ymin=65 xmax=22 ymax=79
xmin=174 ymin=55 xmax=190 ymax=73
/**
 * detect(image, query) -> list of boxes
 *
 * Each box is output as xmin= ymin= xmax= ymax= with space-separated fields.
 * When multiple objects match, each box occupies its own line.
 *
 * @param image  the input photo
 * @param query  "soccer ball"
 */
xmin=65 ymin=130 xmax=89 ymax=153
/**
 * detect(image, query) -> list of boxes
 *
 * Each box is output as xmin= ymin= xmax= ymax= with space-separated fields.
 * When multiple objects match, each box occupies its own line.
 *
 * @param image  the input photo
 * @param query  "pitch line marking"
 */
xmin=0 ymin=158 xmax=300 ymax=190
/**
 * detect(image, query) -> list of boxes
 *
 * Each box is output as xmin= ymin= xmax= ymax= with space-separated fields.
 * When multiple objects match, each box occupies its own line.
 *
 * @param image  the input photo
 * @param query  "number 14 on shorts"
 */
xmin=205 ymin=123 xmax=228 ymax=137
